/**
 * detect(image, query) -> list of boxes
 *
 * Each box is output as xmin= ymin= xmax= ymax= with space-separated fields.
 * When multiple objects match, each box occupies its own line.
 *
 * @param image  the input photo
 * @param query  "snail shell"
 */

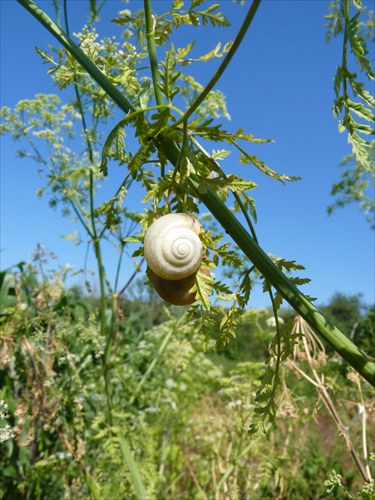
xmin=150 ymin=267 xmax=210 ymax=306
xmin=150 ymin=271 xmax=197 ymax=306
xmin=144 ymin=213 xmax=203 ymax=280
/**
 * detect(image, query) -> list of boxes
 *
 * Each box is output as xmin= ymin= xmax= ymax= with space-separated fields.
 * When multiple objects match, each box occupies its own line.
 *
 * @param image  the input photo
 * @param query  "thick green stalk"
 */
xmin=144 ymin=0 xmax=165 ymax=106
xmin=200 ymin=190 xmax=373 ymax=385
xmin=160 ymin=140 xmax=375 ymax=387
xmin=197 ymin=183 xmax=373 ymax=384
xmin=16 ymin=0 xmax=375 ymax=386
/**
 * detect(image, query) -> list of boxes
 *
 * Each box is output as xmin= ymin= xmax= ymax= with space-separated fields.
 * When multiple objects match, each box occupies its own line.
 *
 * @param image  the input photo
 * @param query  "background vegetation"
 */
xmin=1 ymin=0 xmax=374 ymax=498
xmin=1 ymin=254 xmax=374 ymax=499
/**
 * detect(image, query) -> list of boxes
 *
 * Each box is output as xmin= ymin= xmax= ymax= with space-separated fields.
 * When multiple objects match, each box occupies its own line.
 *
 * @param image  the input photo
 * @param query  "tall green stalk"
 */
xmin=61 ymin=0 xmax=112 ymax=425
xmin=16 ymin=0 xmax=375 ymax=387
xmin=144 ymin=0 xmax=165 ymax=107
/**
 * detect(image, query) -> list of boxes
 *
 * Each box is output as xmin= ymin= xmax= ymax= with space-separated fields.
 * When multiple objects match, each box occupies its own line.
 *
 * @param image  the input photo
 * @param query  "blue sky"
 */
xmin=0 ymin=0 xmax=374 ymax=309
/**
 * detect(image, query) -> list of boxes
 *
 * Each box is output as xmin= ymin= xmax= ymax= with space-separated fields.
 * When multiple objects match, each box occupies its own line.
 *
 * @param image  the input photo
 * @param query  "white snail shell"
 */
xmin=144 ymin=213 xmax=203 ymax=280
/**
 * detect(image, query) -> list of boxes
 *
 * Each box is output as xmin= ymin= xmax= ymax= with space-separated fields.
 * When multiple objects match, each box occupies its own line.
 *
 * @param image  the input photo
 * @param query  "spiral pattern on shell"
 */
xmin=144 ymin=213 xmax=203 ymax=280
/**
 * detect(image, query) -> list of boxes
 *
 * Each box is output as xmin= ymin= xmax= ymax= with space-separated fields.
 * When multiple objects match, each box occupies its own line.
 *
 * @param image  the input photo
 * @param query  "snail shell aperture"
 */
xmin=144 ymin=213 xmax=203 ymax=280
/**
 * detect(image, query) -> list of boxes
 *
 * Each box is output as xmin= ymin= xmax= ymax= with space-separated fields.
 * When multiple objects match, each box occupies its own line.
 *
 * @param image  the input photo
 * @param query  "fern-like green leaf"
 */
xmin=100 ymin=120 xmax=127 ymax=176
xmin=191 ymin=269 xmax=213 ymax=310
xmin=158 ymin=44 xmax=181 ymax=103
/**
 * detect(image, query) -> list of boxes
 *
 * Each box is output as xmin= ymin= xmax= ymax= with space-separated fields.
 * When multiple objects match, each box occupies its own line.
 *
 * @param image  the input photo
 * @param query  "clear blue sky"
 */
xmin=1 ymin=0 xmax=374 ymax=309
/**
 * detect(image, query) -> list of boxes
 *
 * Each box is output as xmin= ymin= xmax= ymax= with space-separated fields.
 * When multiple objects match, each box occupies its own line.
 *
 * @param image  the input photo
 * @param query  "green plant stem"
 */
xmin=190 ymin=136 xmax=258 ymax=240
xmin=342 ymin=0 xmax=349 ymax=118
xmin=62 ymin=0 xmax=111 ymax=428
xmin=114 ymin=244 xmax=125 ymax=293
xmin=144 ymin=0 xmax=165 ymax=107
xmin=91 ymin=187 xmax=107 ymax=335
xmin=143 ymin=0 xmax=167 ymax=177
xmin=173 ymin=0 xmax=261 ymax=129
xmin=118 ymin=257 xmax=145 ymax=297
xmin=186 ymin=173 xmax=374 ymax=386
xmin=16 ymin=0 xmax=375 ymax=387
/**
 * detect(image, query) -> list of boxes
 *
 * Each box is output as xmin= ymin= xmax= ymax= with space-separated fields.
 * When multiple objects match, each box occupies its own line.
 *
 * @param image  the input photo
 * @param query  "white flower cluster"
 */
xmin=266 ymin=316 xmax=285 ymax=328
xmin=0 ymin=400 xmax=15 ymax=444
